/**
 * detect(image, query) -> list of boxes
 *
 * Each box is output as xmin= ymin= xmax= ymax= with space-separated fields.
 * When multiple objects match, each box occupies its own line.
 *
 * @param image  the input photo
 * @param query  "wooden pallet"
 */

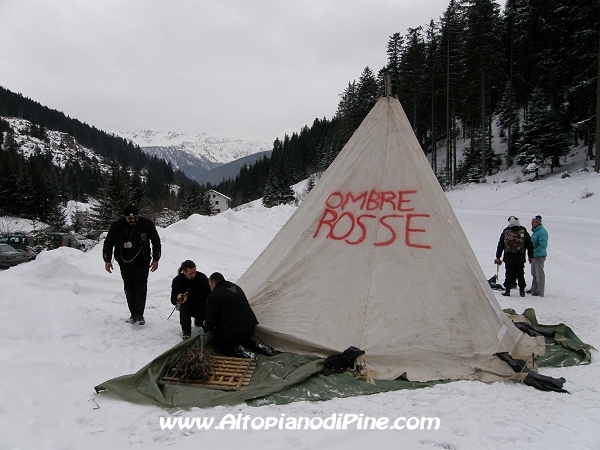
xmin=162 ymin=356 xmax=256 ymax=391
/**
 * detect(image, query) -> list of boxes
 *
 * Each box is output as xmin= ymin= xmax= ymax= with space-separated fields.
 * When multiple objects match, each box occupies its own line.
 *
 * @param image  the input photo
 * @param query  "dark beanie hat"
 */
xmin=123 ymin=204 xmax=139 ymax=216
xmin=532 ymin=215 xmax=542 ymax=223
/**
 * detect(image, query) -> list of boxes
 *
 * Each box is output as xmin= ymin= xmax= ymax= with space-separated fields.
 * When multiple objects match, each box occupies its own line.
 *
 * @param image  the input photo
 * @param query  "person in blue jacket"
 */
xmin=528 ymin=215 xmax=548 ymax=297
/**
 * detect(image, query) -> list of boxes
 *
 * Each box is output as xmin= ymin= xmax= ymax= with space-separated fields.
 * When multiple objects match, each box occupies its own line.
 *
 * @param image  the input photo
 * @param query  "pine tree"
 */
xmin=399 ymin=27 xmax=427 ymax=138
xmin=495 ymin=82 xmax=521 ymax=164
xmin=180 ymin=184 xmax=211 ymax=218
xmin=569 ymin=0 xmax=600 ymax=160
xmin=357 ymin=67 xmax=380 ymax=120
xmin=517 ymin=89 xmax=571 ymax=178
xmin=179 ymin=185 xmax=196 ymax=219
xmin=386 ymin=33 xmax=404 ymax=95
xmin=278 ymin=184 xmax=296 ymax=207
xmin=336 ymin=80 xmax=360 ymax=142
xmin=261 ymin=180 xmax=275 ymax=208
xmin=200 ymin=191 xmax=215 ymax=216
xmin=460 ymin=0 xmax=505 ymax=177
xmin=70 ymin=206 xmax=86 ymax=233
xmin=45 ymin=202 xmax=66 ymax=230
xmin=129 ymin=168 xmax=149 ymax=213
xmin=90 ymin=164 xmax=131 ymax=228
xmin=0 ymin=141 xmax=25 ymax=216
xmin=456 ymin=139 xmax=484 ymax=183
xmin=305 ymin=173 xmax=318 ymax=195
xmin=440 ymin=0 xmax=465 ymax=184
xmin=262 ymin=164 xmax=282 ymax=208
xmin=262 ymin=162 xmax=295 ymax=208
xmin=435 ymin=165 xmax=449 ymax=190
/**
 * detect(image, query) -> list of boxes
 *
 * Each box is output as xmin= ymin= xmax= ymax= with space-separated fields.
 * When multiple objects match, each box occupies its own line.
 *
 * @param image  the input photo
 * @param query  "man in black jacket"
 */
xmin=203 ymin=272 xmax=276 ymax=361
xmin=171 ymin=260 xmax=211 ymax=339
xmin=103 ymin=204 xmax=161 ymax=325
xmin=494 ymin=215 xmax=533 ymax=297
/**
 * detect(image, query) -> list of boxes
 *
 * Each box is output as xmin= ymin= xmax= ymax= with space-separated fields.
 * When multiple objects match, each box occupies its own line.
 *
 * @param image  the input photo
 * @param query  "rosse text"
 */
xmin=313 ymin=189 xmax=431 ymax=248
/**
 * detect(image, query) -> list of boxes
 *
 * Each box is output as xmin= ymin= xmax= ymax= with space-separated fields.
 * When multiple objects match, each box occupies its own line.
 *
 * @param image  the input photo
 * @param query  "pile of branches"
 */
xmin=168 ymin=348 xmax=215 ymax=382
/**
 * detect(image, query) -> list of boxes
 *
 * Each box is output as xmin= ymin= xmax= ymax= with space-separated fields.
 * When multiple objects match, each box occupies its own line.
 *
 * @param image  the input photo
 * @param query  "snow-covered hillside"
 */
xmin=2 ymin=116 xmax=109 ymax=170
xmin=112 ymin=129 xmax=272 ymax=182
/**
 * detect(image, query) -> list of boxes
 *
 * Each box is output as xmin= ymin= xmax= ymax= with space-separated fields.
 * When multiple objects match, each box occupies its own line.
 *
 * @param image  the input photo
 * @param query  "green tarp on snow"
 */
xmin=504 ymin=308 xmax=594 ymax=368
xmin=95 ymin=334 xmax=320 ymax=408
xmin=94 ymin=333 xmax=432 ymax=408
xmin=94 ymin=309 xmax=593 ymax=408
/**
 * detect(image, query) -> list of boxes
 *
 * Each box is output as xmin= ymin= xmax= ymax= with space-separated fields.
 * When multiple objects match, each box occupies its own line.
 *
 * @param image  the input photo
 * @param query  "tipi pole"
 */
xmin=384 ymin=73 xmax=392 ymax=97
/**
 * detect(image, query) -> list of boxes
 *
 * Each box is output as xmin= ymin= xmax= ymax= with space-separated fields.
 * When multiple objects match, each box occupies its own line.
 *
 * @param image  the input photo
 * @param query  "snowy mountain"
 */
xmin=112 ymin=130 xmax=272 ymax=183
xmin=196 ymin=150 xmax=272 ymax=185
xmin=2 ymin=116 xmax=110 ymax=171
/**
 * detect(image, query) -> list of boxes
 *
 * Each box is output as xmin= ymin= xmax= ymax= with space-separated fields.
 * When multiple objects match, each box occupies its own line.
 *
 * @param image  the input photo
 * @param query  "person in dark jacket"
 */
xmin=494 ymin=215 xmax=533 ymax=297
xmin=170 ymin=260 xmax=211 ymax=339
xmin=203 ymin=272 xmax=276 ymax=361
xmin=103 ymin=204 xmax=161 ymax=325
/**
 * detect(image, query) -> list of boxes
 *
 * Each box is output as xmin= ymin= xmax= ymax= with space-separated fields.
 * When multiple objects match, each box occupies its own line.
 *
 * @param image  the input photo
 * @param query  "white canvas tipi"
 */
xmin=238 ymin=96 xmax=544 ymax=382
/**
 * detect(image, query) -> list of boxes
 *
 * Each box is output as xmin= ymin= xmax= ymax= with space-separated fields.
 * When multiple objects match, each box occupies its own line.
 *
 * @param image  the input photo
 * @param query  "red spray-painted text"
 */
xmin=312 ymin=189 xmax=431 ymax=248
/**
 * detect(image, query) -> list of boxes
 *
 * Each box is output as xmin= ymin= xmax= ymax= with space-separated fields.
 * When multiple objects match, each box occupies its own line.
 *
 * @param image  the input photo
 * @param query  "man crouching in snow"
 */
xmin=203 ymin=272 xmax=276 ymax=362
xmin=171 ymin=260 xmax=211 ymax=340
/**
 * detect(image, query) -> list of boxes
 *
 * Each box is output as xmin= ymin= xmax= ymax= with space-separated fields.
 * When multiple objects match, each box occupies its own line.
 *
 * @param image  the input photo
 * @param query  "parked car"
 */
xmin=0 ymin=234 xmax=34 ymax=260
xmin=0 ymin=233 xmax=29 ymax=250
xmin=86 ymin=229 xmax=108 ymax=240
xmin=71 ymin=233 xmax=95 ymax=250
xmin=0 ymin=243 xmax=29 ymax=268
xmin=45 ymin=232 xmax=77 ymax=250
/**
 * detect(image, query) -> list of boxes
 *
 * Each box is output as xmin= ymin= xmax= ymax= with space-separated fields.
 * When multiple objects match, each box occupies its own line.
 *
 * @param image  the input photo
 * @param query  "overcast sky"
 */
xmin=1 ymin=0 xmax=486 ymax=143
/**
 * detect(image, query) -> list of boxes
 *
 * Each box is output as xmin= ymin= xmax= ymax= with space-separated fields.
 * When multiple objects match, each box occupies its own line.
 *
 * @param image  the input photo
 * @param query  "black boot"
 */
xmin=502 ymin=289 xmax=510 ymax=297
xmin=234 ymin=345 xmax=257 ymax=362
xmin=252 ymin=340 xmax=277 ymax=356
xmin=519 ymin=287 xmax=525 ymax=297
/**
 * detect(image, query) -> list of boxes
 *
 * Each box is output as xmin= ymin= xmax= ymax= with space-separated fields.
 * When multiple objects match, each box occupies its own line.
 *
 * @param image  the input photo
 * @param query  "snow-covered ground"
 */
xmin=1 ymin=153 xmax=599 ymax=449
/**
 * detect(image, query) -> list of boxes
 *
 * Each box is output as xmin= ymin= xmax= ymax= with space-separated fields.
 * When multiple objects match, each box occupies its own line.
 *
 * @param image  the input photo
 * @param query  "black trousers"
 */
xmin=504 ymin=263 xmax=526 ymax=291
xmin=118 ymin=260 xmax=150 ymax=320
xmin=179 ymin=301 xmax=205 ymax=335
xmin=215 ymin=327 xmax=256 ymax=356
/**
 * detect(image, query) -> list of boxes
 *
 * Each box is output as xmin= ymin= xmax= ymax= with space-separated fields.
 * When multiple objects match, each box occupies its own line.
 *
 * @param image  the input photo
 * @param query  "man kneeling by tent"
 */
xmin=203 ymin=272 xmax=276 ymax=362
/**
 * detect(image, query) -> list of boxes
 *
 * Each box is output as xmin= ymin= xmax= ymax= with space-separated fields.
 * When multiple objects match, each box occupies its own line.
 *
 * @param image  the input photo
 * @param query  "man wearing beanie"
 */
xmin=494 ymin=216 xmax=533 ymax=297
xmin=103 ymin=204 xmax=161 ymax=325
xmin=529 ymin=215 xmax=548 ymax=297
